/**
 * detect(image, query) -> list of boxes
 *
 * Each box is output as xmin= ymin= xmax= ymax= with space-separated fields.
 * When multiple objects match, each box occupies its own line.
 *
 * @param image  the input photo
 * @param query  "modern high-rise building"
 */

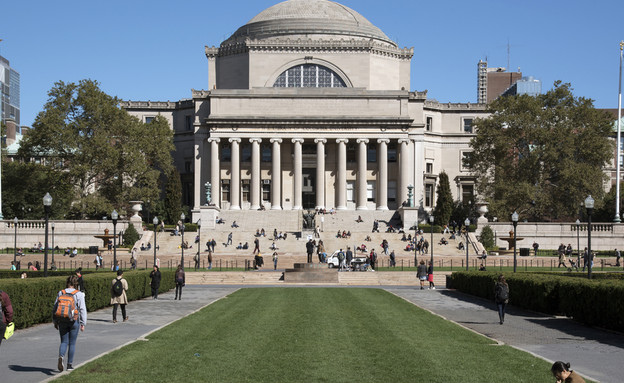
xmin=477 ymin=59 xmax=537 ymax=104
xmin=0 ymin=55 xmax=21 ymax=127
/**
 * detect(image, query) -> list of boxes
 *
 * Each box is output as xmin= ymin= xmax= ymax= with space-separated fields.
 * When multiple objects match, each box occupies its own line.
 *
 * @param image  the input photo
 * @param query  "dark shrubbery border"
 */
xmin=0 ymin=270 xmax=175 ymax=329
xmin=448 ymin=271 xmax=624 ymax=332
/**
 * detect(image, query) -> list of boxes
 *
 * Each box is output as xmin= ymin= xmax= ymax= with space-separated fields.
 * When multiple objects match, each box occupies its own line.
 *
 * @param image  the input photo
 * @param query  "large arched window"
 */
xmin=273 ymin=64 xmax=346 ymax=88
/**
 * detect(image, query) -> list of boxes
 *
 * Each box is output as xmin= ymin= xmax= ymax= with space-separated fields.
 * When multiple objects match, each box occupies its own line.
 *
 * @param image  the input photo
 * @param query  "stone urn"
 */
xmin=129 ymin=201 xmax=143 ymax=218
xmin=476 ymin=201 xmax=489 ymax=225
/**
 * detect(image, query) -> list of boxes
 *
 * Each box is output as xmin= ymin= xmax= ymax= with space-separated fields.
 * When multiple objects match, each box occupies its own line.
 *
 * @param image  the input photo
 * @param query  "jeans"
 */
xmin=175 ymin=283 xmax=183 ymax=299
xmin=58 ymin=320 xmax=80 ymax=365
xmin=497 ymin=302 xmax=507 ymax=323
xmin=113 ymin=304 xmax=127 ymax=321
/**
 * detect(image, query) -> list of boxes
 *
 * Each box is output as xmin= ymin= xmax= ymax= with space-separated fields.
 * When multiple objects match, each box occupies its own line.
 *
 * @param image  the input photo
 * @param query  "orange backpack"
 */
xmin=54 ymin=289 xmax=79 ymax=322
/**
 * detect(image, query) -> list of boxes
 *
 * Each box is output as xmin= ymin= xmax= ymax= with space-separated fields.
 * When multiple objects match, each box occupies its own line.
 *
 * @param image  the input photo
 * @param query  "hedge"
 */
xmin=448 ymin=271 xmax=624 ymax=332
xmin=0 ymin=270 xmax=175 ymax=329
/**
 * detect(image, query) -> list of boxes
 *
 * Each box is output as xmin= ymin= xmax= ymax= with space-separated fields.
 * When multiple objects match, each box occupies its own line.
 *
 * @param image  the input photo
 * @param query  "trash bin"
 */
xmin=520 ymin=248 xmax=530 ymax=257
xmin=89 ymin=246 xmax=99 ymax=254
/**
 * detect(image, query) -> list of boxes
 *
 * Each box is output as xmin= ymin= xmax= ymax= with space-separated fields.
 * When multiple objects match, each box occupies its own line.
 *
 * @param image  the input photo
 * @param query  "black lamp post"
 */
xmin=112 ymin=209 xmax=118 ymax=270
xmin=585 ymin=195 xmax=594 ymax=279
xmin=414 ymin=222 xmax=418 ymax=266
xmin=43 ymin=192 xmax=52 ymax=277
xmin=429 ymin=215 xmax=434 ymax=266
xmin=575 ymin=218 xmax=581 ymax=268
xmin=153 ymin=216 xmax=158 ymax=267
xmin=51 ymin=222 xmax=55 ymax=267
xmin=13 ymin=217 xmax=18 ymax=266
xmin=196 ymin=219 xmax=201 ymax=270
xmin=512 ymin=211 xmax=519 ymax=273
xmin=180 ymin=213 xmax=186 ymax=268
xmin=464 ymin=218 xmax=470 ymax=271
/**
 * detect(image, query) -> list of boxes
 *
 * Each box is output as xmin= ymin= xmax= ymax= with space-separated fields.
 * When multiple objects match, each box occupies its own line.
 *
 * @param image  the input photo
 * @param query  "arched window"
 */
xmin=274 ymin=64 xmax=346 ymax=88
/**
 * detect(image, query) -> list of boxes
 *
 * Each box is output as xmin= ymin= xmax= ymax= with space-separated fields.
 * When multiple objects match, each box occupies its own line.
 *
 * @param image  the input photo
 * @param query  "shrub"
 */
xmin=479 ymin=225 xmax=495 ymax=249
xmin=123 ymin=224 xmax=140 ymax=246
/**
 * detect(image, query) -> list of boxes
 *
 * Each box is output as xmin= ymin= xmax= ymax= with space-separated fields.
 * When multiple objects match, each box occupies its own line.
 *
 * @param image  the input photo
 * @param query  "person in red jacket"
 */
xmin=0 ymin=289 xmax=14 ymax=347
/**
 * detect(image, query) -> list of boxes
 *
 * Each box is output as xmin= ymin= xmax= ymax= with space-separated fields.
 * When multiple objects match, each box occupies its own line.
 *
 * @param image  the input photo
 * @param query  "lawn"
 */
xmin=54 ymin=288 xmax=555 ymax=382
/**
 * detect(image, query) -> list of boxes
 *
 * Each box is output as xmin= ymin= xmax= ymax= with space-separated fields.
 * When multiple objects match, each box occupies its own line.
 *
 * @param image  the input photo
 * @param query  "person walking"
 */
xmin=272 ymin=252 xmax=278 ymax=270
xmin=111 ymin=270 xmax=129 ymax=323
xmin=0 ymin=289 xmax=14 ymax=348
xmin=427 ymin=261 xmax=435 ymax=289
xmin=174 ymin=264 xmax=185 ymax=300
xmin=253 ymin=237 xmax=260 ymax=255
xmin=149 ymin=265 xmax=162 ymax=299
xmin=306 ymin=239 xmax=315 ymax=263
xmin=346 ymin=247 xmax=353 ymax=270
xmin=494 ymin=274 xmax=509 ymax=325
xmin=75 ymin=268 xmax=85 ymax=293
xmin=550 ymin=361 xmax=585 ymax=383
xmin=369 ymin=249 xmax=378 ymax=270
xmin=207 ymin=250 xmax=213 ymax=270
xmin=53 ymin=275 xmax=86 ymax=371
xmin=416 ymin=260 xmax=427 ymax=290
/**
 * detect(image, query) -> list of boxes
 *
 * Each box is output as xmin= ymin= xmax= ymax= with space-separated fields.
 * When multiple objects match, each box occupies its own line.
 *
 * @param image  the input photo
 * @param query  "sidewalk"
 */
xmin=1 ymin=285 xmax=622 ymax=383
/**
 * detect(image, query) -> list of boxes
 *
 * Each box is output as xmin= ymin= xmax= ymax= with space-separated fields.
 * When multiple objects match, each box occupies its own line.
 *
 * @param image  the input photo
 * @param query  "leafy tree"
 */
xmin=433 ymin=171 xmax=453 ymax=226
xmin=468 ymin=82 xmax=613 ymax=222
xmin=594 ymin=182 xmax=624 ymax=222
xmin=123 ymin=224 xmax=140 ymax=247
xmin=17 ymin=79 xmax=174 ymax=219
xmin=450 ymin=200 xmax=478 ymax=226
xmin=479 ymin=225 xmax=495 ymax=250
xmin=164 ymin=168 xmax=182 ymax=225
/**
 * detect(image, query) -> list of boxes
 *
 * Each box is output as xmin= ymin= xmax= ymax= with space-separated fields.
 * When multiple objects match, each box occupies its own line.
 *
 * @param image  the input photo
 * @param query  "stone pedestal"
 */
xmin=284 ymin=263 xmax=338 ymax=283
xmin=399 ymin=206 xmax=419 ymax=229
xmin=192 ymin=205 xmax=220 ymax=231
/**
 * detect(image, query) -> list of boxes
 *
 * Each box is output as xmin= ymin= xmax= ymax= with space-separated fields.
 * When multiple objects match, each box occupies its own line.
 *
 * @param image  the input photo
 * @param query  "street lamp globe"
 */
xmin=511 ymin=211 xmax=519 ymax=272
xmin=429 ymin=215 xmax=434 ymax=224
xmin=464 ymin=218 xmax=470 ymax=227
xmin=153 ymin=216 xmax=159 ymax=226
xmin=43 ymin=192 xmax=53 ymax=207
xmin=111 ymin=209 xmax=119 ymax=221
xmin=584 ymin=195 xmax=595 ymax=209
xmin=511 ymin=211 xmax=519 ymax=223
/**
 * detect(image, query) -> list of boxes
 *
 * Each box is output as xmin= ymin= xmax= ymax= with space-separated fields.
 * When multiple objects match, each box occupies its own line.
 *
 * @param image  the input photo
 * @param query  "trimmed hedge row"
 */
xmin=0 ymin=270 xmax=175 ymax=329
xmin=448 ymin=271 xmax=624 ymax=332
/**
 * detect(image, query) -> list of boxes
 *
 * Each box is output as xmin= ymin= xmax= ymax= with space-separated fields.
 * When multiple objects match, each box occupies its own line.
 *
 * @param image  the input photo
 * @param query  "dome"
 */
xmin=224 ymin=0 xmax=396 ymax=46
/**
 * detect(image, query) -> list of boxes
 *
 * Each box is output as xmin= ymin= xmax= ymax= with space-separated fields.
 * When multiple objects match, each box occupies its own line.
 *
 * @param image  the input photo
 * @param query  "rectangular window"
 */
xmin=184 ymin=161 xmax=191 ymax=173
xmin=388 ymin=144 xmax=397 ymax=163
xmin=425 ymin=184 xmax=434 ymax=207
xmin=461 ymin=152 xmax=472 ymax=170
xmin=262 ymin=181 xmax=271 ymax=202
xmin=346 ymin=181 xmax=355 ymax=202
xmin=388 ymin=181 xmax=397 ymax=202
xmin=241 ymin=144 xmax=251 ymax=162
xmin=221 ymin=180 xmax=230 ymax=204
xmin=367 ymin=145 xmax=377 ymax=163
xmin=463 ymin=118 xmax=473 ymax=133
xmin=145 ymin=116 xmax=154 ymax=124
xmin=367 ymin=181 xmax=376 ymax=202
xmin=185 ymin=115 xmax=193 ymax=131
xmin=302 ymin=143 xmax=315 ymax=154
xmin=462 ymin=185 xmax=474 ymax=204
xmin=242 ymin=180 xmax=250 ymax=202
xmin=620 ymin=137 xmax=624 ymax=167
xmin=426 ymin=163 xmax=433 ymax=174
xmin=426 ymin=116 xmax=433 ymax=131
xmin=261 ymin=144 xmax=272 ymax=162
xmin=221 ymin=145 xmax=231 ymax=162
xmin=347 ymin=143 xmax=356 ymax=163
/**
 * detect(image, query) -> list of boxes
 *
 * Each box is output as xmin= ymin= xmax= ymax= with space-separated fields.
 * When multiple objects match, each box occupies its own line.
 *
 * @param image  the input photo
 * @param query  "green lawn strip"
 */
xmin=55 ymin=288 xmax=555 ymax=382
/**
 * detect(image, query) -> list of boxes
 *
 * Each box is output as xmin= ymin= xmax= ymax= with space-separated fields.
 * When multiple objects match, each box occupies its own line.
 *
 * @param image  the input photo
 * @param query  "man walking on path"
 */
xmin=111 ymin=270 xmax=129 ymax=323
xmin=306 ymin=239 xmax=315 ymax=263
xmin=174 ymin=265 xmax=185 ymax=300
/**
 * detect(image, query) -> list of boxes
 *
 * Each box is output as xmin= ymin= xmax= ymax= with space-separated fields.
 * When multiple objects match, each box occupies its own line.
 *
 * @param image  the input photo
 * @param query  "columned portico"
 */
xmin=270 ymin=138 xmax=282 ymax=210
xmin=229 ymin=137 xmax=241 ymax=210
xmin=208 ymin=138 xmax=220 ymax=207
xmin=250 ymin=138 xmax=262 ymax=210
xmin=194 ymin=133 xmax=208 ymax=208
xmin=377 ymin=138 xmax=389 ymax=210
xmin=398 ymin=138 xmax=410 ymax=207
xmin=356 ymin=138 xmax=368 ymax=210
xmin=336 ymin=138 xmax=348 ymax=210
xmin=292 ymin=138 xmax=304 ymax=210
xmin=315 ymin=138 xmax=326 ymax=210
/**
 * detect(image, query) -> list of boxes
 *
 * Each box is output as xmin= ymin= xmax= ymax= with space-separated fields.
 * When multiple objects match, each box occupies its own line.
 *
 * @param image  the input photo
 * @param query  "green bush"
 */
xmin=0 ymin=270 xmax=175 ymax=329
xmin=448 ymin=271 xmax=624 ymax=332
xmin=479 ymin=225 xmax=494 ymax=249
xmin=123 ymin=224 xmax=140 ymax=246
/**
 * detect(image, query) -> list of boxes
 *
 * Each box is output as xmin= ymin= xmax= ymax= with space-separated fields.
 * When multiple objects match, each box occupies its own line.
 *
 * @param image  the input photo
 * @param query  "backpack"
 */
xmin=112 ymin=278 xmax=124 ymax=297
xmin=496 ymin=284 xmax=509 ymax=301
xmin=54 ymin=289 xmax=79 ymax=322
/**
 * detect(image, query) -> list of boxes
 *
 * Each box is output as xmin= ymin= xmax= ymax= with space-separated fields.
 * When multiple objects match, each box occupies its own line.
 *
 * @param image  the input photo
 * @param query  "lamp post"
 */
xmin=51 ymin=222 xmax=55 ymax=267
xmin=196 ymin=219 xmax=201 ymax=270
xmin=43 ymin=192 xmax=52 ymax=277
xmin=511 ymin=211 xmax=519 ymax=273
xmin=414 ymin=221 xmax=418 ymax=266
xmin=153 ymin=216 xmax=158 ymax=267
xmin=575 ymin=219 xmax=581 ymax=269
xmin=13 ymin=217 xmax=18 ymax=266
xmin=465 ymin=218 xmax=470 ymax=271
xmin=429 ymin=215 xmax=434 ymax=266
xmin=585 ymin=195 xmax=594 ymax=279
xmin=180 ymin=213 xmax=186 ymax=268
xmin=111 ymin=210 xmax=119 ymax=271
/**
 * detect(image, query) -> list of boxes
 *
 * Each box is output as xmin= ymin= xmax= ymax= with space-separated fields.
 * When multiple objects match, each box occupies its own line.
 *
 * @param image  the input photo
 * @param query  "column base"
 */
xmin=230 ymin=205 xmax=241 ymax=210
xmin=271 ymin=205 xmax=282 ymax=210
xmin=250 ymin=204 xmax=260 ymax=210
xmin=336 ymin=205 xmax=347 ymax=210
xmin=376 ymin=206 xmax=389 ymax=211
xmin=292 ymin=206 xmax=303 ymax=210
xmin=356 ymin=206 xmax=368 ymax=210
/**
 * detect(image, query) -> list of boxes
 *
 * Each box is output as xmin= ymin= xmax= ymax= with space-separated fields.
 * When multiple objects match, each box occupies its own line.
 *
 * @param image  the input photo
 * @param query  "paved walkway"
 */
xmin=1 ymin=285 xmax=622 ymax=383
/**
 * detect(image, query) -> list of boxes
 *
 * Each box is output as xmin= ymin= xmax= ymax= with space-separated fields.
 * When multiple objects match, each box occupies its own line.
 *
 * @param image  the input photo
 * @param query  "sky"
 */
xmin=2 ymin=0 xmax=623 ymax=128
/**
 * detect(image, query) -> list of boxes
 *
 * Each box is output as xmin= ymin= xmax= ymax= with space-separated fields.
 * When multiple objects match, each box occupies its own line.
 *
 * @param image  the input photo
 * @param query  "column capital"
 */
xmin=377 ymin=138 xmax=390 ymax=144
xmin=356 ymin=138 xmax=369 ymax=144
xmin=336 ymin=138 xmax=349 ymax=144
xmin=398 ymin=138 xmax=410 ymax=145
xmin=291 ymin=138 xmax=304 ymax=144
xmin=207 ymin=137 xmax=221 ymax=143
xmin=270 ymin=138 xmax=283 ymax=144
xmin=314 ymin=138 xmax=327 ymax=144
xmin=228 ymin=137 xmax=241 ymax=144
xmin=249 ymin=138 xmax=262 ymax=144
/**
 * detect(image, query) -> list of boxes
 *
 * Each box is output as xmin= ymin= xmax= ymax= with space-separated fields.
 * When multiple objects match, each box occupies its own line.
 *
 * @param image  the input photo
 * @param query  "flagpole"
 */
xmin=616 ymin=41 xmax=623 ymax=223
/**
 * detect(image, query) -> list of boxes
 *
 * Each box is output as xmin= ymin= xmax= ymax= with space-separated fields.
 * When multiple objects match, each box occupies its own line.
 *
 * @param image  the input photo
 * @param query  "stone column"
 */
xmin=336 ymin=138 xmax=348 ymax=210
xmin=356 ymin=138 xmax=369 ymax=210
xmin=292 ymin=138 xmax=304 ymax=210
xmin=229 ymin=138 xmax=241 ymax=210
xmin=315 ymin=138 xmax=326 ymax=210
xmin=193 ymin=134 xmax=206 ymax=209
xmin=377 ymin=138 xmax=389 ymax=210
xmin=270 ymin=138 xmax=282 ymax=210
xmin=398 ymin=138 xmax=410 ymax=207
xmin=208 ymin=138 xmax=221 ymax=208
xmin=250 ymin=138 xmax=262 ymax=210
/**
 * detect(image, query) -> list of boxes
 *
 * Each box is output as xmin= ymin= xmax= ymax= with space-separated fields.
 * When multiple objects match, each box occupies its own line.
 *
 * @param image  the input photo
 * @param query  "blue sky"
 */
xmin=2 ymin=0 xmax=623 ymax=128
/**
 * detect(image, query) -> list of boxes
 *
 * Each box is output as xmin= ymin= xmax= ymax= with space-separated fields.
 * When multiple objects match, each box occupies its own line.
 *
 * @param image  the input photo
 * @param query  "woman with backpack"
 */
xmin=174 ymin=264 xmax=185 ymax=300
xmin=53 ymin=275 xmax=87 ymax=372
xmin=494 ymin=274 xmax=510 ymax=325
xmin=111 ymin=270 xmax=129 ymax=323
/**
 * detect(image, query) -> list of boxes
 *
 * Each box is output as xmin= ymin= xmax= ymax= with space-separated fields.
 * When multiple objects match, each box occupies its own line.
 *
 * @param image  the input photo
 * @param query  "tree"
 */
xmin=479 ymin=225 xmax=495 ymax=250
xmin=123 ymin=224 xmax=140 ymax=247
xmin=433 ymin=171 xmax=453 ymax=226
xmin=164 ymin=168 xmax=182 ymax=225
xmin=17 ymin=79 xmax=174 ymax=219
xmin=468 ymin=82 xmax=614 ymax=222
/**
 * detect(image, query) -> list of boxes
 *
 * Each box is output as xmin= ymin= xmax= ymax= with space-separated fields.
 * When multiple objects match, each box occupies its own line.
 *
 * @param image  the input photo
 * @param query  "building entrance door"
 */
xmin=302 ymin=168 xmax=315 ymax=209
